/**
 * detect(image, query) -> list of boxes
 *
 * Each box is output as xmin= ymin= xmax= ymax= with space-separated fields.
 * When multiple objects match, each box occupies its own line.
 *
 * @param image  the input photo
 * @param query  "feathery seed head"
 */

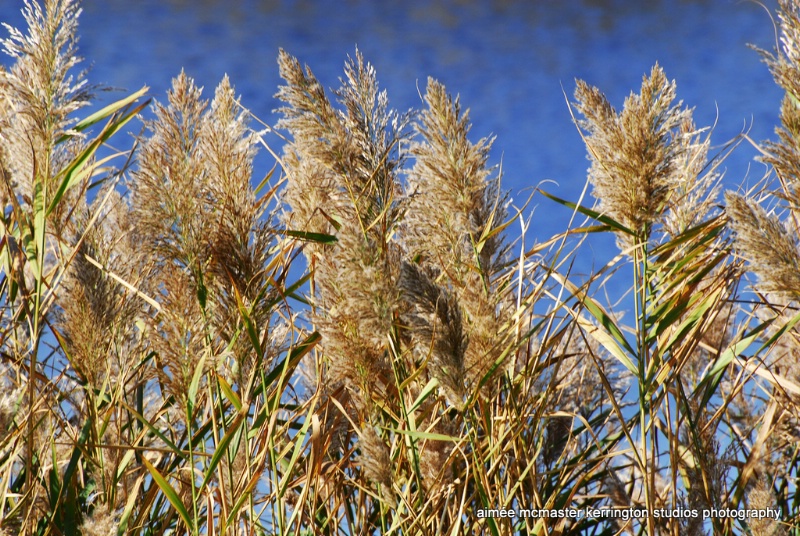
xmin=277 ymin=49 xmax=407 ymax=403
xmin=400 ymin=261 xmax=468 ymax=410
xmin=358 ymin=425 xmax=392 ymax=491
xmin=419 ymin=414 xmax=459 ymax=491
xmin=662 ymin=119 xmax=721 ymax=237
xmin=80 ymin=503 xmax=118 ymax=536
xmin=131 ymin=70 xmax=212 ymax=272
xmin=405 ymin=77 xmax=506 ymax=277
xmin=0 ymin=0 xmax=92 ymax=221
xmin=747 ymin=478 xmax=786 ymax=536
xmin=404 ymin=78 xmax=513 ymax=394
xmin=725 ymin=191 xmax=800 ymax=297
xmin=574 ymin=64 xmax=693 ymax=243
xmin=0 ymin=384 xmax=21 ymax=433
xmin=755 ymin=0 xmax=800 ymax=215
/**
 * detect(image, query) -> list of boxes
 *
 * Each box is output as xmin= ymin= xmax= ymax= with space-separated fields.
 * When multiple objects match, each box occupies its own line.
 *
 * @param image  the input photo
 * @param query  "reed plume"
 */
xmin=7 ymin=0 xmax=800 ymax=533
xmin=0 ymin=0 xmax=92 ymax=227
xmin=747 ymin=478 xmax=787 ymax=536
xmin=399 ymin=261 xmax=468 ymax=409
xmin=55 ymin=190 xmax=143 ymax=387
xmin=662 ymin=118 xmax=722 ymax=238
xmin=405 ymin=77 xmax=513 ymax=392
xmin=758 ymin=0 xmax=800 ymax=206
xmin=128 ymin=71 xmax=214 ymax=403
xmin=277 ymin=48 xmax=407 ymax=406
xmin=277 ymin=50 xmax=535 ymax=533
xmin=726 ymin=192 xmax=800 ymax=297
xmin=574 ymin=64 xmax=692 ymax=246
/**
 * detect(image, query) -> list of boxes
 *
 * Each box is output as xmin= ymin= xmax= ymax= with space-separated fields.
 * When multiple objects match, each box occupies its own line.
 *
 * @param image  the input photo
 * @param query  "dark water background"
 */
xmin=0 ymin=0 xmax=785 ymax=286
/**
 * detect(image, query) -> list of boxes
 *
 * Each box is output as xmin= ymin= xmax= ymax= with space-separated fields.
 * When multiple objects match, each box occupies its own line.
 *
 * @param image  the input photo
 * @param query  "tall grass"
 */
xmin=0 ymin=0 xmax=798 ymax=535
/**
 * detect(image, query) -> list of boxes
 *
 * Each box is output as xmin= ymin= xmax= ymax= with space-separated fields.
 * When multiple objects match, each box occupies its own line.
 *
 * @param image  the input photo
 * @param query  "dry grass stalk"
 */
xmin=5 ymin=0 xmax=800 ymax=533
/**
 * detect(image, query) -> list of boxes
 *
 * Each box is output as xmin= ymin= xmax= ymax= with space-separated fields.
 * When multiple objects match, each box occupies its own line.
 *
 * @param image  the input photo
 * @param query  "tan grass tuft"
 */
xmin=357 ymin=425 xmax=392 ymax=491
xmin=80 ymin=503 xmax=118 ymax=536
xmin=277 ymin=49 xmax=407 ymax=403
xmin=130 ymin=70 xmax=212 ymax=273
xmin=0 ymin=381 xmax=21 ymax=433
xmin=418 ymin=413 xmax=459 ymax=491
xmin=0 ymin=0 xmax=92 ymax=223
xmin=747 ymin=478 xmax=787 ymax=536
xmin=757 ymin=0 xmax=800 ymax=205
xmin=662 ymin=118 xmax=722 ymax=237
xmin=574 ymin=64 xmax=693 ymax=243
xmin=725 ymin=191 xmax=800 ymax=297
xmin=400 ymin=261 xmax=467 ymax=410
xmin=405 ymin=77 xmax=513 ymax=391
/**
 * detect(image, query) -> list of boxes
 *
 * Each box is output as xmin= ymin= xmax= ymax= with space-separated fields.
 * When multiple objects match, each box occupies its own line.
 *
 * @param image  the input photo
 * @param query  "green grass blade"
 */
xmin=538 ymin=189 xmax=635 ymax=236
xmin=283 ymin=229 xmax=338 ymax=244
xmin=551 ymin=271 xmax=638 ymax=373
xmin=48 ymin=97 xmax=149 ymax=216
xmin=197 ymin=407 xmax=247 ymax=495
xmin=55 ymin=86 xmax=149 ymax=143
xmin=142 ymin=457 xmax=193 ymax=529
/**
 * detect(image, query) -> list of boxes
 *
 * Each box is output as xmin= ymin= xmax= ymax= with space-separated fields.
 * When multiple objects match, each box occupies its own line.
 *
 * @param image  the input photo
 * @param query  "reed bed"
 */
xmin=0 ymin=0 xmax=798 ymax=534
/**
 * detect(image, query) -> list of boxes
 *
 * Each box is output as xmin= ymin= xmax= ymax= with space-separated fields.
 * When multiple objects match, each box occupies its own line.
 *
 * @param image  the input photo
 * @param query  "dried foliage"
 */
xmin=0 ymin=0 xmax=91 ymax=222
xmin=0 ymin=0 xmax=799 ymax=535
xmin=573 ymin=64 xmax=692 ymax=246
xmin=726 ymin=191 xmax=800 ymax=297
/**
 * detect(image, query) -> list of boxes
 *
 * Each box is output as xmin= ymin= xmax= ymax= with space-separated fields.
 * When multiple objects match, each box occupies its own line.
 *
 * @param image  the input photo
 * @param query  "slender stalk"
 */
xmin=633 ymin=235 xmax=655 ymax=535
